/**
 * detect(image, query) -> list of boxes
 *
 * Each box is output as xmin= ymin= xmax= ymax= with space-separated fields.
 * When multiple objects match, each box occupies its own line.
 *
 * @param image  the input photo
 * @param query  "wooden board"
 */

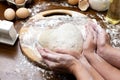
xmin=19 ymin=9 xmax=96 ymax=69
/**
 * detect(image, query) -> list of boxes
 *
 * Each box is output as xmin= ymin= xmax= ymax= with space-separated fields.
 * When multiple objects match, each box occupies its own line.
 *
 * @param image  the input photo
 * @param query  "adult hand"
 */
xmin=83 ymin=22 xmax=97 ymax=55
xmin=37 ymin=48 xmax=79 ymax=73
xmin=89 ymin=22 xmax=111 ymax=54
xmin=53 ymin=49 xmax=81 ymax=59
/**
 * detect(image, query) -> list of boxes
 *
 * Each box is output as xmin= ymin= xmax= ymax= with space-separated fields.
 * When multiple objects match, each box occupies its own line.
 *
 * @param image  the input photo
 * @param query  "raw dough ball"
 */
xmin=39 ymin=23 xmax=83 ymax=58
xmin=4 ymin=8 xmax=15 ymax=20
xmin=68 ymin=0 xmax=78 ymax=5
xmin=89 ymin=0 xmax=110 ymax=11
xmin=14 ymin=0 xmax=25 ymax=4
xmin=16 ymin=8 xmax=30 ymax=19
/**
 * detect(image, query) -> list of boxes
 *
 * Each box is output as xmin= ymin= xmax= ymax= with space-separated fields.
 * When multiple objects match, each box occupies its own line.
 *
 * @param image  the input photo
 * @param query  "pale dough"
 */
xmin=38 ymin=23 xmax=83 ymax=57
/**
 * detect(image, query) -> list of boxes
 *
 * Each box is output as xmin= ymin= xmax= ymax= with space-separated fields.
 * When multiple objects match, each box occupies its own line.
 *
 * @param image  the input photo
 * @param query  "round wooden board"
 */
xmin=19 ymin=9 xmax=91 ymax=69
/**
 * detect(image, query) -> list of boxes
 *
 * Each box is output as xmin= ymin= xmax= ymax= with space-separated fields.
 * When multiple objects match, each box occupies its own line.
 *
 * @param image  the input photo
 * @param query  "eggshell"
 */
xmin=14 ymin=0 xmax=25 ymax=4
xmin=4 ymin=8 xmax=15 ymax=20
xmin=78 ymin=0 xmax=89 ymax=11
xmin=68 ymin=0 xmax=78 ymax=5
xmin=16 ymin=8 xmax=30 ymax=19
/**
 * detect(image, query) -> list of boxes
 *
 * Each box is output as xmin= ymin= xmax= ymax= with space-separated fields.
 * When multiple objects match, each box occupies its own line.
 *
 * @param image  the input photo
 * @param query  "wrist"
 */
xmin=71 ymin=62 xmax=83 ymax=80
xmin=83 ymin=51 xmax=98 ymax=64
xmin=97 ymin=44 xmax=112 ymax=57
xmin=72 ymin=60 xmax=93 ymax=80
xmin=83 ymin=51 xmax=94 ymax=58
xmin=70 ymin=61 xmax=81 ymax=74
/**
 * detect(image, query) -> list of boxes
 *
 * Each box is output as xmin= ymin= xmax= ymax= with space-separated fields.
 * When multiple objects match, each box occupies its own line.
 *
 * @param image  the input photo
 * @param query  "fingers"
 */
xmin=44 ymin=48 xmax=55 ymax=53
xmin=39 ymin=49 xmax=77 ymax=72
xmin=96 ymin=25 xmax=110 ymax=44
xmin=53 ymin=48 xmax=68 ymax=54
xmin=43 ymin=59 xmax=64 ymax=71
xmin=43 ymin=59 xmax=59 ymax=69
xmin=85 ymin=24 xmax=89 ymax=38
xmin=85 ymin=23 xmax=97 ymax=43
xmin=38 ymin=49 xmax=60 ymax=62
xmin=83 ymin=22 xmax=97 ymax=52
xmin=85 ymin=24 xmax=93 ymax=42
xmin=38 ymin=49 xmax=66 ymax=70
xmin=90 ymin=21 xmax=106 ymax=36
xmin=37 ymin=47 xmax=58 ymax=67
xmin=106 ymin=33 xmax=111 ymax=43
xmin=36 ymin=43 xmax=58 ymax=62
xmin=36 ymin=42 xmax=43 ymax=52
xmin=55 ymin=48 xmax=80 ymax=59
xmin=88 ymin=21 xmax=100 ymax=33
xmin=88 ymin=21 xmax=105 ymax=35
xmin=91 ymin=22 xmax=109 ymax=42
xmin=90 ymin=25 xmax=97 ymax=43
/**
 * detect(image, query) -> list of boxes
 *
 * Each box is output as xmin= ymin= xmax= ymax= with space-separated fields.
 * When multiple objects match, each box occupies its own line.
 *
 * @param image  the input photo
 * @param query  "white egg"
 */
xmin=16 ymin=8 xmax=30 ymax=19
xmin=89 ymin=0 xmax=110 ymax=11
xmin=14 ymin=0 xmax=25 ymax=4
xmin=68 ymin=0 xmax=78 ymax=5
xmin=4 ymin=8 xmax=15 ymax=20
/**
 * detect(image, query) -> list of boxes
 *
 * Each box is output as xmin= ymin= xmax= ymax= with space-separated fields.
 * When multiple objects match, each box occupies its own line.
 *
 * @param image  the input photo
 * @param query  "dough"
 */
xmin=38 ymin=23 xmax=83 ymax=58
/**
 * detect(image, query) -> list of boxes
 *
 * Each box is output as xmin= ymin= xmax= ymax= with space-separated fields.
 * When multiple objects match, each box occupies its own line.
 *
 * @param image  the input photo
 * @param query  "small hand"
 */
xmin=37 ymin=48 xmax=79 ymax=73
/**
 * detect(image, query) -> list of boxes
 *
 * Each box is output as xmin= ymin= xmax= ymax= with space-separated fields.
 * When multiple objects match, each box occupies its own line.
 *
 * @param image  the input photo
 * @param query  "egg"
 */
xmin=14 ymin=0 xmax=25 ymax=4
xmin=68 ymin=0 xmax=78 ymax=5
xmin=89 ymin=0 xmax=110 ymax=11
xmin=16 ymin=8 xmax=30 ymax=19
xmin=4 ymin=8 xmax=15 ymax=20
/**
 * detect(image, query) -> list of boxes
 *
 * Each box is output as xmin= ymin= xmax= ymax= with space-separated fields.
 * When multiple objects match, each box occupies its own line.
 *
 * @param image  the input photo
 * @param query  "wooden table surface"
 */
xmin=0 ymin=0 xmax=120 ymax=80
